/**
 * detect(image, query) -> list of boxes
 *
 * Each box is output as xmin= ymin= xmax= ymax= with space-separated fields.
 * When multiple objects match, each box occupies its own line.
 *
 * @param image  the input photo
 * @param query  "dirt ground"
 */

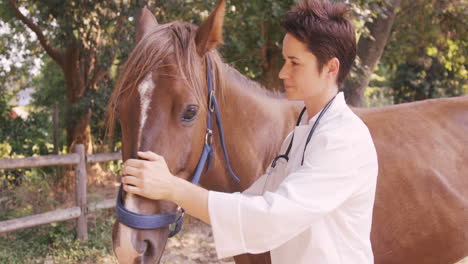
xmin=160 ymin=216 xmax=234 ymax=264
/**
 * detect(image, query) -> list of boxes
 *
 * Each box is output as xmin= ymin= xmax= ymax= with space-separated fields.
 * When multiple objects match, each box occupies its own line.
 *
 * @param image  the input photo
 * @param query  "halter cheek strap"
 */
xmin=194 ymin=57 xmax=240 ymax=184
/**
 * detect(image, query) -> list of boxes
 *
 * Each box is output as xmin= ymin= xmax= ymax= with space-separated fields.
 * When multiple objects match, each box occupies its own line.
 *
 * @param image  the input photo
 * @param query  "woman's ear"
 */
xmin=326 ymin=57 xmax=340 ymax=82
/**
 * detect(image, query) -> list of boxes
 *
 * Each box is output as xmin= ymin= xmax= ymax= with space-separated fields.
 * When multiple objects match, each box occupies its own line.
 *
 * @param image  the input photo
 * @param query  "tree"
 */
xmin=383 ymin=0 xmax=467 ymax=103
xmin=222 ymin=0 xmax=295 ymax=91
xmin=343 ymin=0 xmax=402 ymax=106
xmin=3 ymin=0 xmax=137 ymax=153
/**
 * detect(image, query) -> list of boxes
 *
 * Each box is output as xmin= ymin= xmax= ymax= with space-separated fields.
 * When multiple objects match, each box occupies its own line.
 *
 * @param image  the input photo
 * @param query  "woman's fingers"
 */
xmin=123 ymin=183 xmax=141 ymax=195
xmin=123 ymin=165 xmax=142 ymax=177
xmin=122 ymin=176 xmax=141 ymax=186
xmin=125 ymin=159 xmax=144 ymax=169
xmin=138 ymin=151 xmax=163 ymax=162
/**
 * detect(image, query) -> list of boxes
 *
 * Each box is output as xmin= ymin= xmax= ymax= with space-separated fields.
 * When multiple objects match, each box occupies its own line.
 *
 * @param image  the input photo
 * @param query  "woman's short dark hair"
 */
xmin=280 ymin=0 xmax=356 ymax=86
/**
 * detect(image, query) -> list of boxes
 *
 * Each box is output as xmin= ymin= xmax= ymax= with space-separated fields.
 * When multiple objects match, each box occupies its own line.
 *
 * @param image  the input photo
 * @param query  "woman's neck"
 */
xmin=304 ymin=86 xmax=339 ymax=122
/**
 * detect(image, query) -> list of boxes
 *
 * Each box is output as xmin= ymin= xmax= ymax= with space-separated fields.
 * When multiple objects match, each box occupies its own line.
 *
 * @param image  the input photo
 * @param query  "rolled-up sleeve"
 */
xmin=208 ymin=131 xmax=362 ymax=259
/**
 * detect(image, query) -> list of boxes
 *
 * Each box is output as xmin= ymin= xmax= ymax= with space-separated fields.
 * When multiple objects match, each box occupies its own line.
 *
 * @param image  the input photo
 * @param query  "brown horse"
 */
xmin=108 ymin=1 xmax=468 ymax=263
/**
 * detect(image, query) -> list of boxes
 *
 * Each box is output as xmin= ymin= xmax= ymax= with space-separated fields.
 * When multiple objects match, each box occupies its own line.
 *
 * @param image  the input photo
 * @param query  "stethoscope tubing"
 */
xmin=271 ymin=94 xmax=338 ymax=168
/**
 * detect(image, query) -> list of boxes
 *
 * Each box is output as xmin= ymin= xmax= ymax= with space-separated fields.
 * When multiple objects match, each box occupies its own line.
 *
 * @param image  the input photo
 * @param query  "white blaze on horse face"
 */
xmin=137 ymin=72 xmax=155 ymax=151
xmin=123 ymin=72 xmax=156 ymax=217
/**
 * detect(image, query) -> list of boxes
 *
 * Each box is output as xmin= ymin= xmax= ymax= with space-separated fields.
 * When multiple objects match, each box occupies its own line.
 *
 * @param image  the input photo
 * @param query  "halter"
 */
xmin=115 ymin=56 xmax=240 ymax=237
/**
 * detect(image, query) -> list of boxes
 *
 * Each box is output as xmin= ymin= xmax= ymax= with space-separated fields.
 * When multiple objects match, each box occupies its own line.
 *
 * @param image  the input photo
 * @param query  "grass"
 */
xmin=0 ymin=209 xmax=116 ymax=264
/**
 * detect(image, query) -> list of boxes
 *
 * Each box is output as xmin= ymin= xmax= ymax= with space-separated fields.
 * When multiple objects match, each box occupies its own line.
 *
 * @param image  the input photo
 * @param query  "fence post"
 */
xmin=74 ymin=144 xmax=88 ymax=241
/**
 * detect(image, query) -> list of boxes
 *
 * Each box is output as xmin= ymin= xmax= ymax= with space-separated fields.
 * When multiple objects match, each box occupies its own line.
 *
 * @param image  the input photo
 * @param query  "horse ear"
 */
xmin=136 ymin=7 xmax=158 ymax=43
xmin=195 ymin=0 xmax=226 ymax=56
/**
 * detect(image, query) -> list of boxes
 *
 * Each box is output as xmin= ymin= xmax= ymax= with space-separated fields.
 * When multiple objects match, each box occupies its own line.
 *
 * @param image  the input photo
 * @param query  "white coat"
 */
xmin=208 ymin=92 xmax=379 ymax=264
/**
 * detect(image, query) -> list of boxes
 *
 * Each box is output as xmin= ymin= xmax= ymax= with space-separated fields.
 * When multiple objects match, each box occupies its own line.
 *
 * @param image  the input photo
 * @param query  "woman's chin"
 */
xmin=285 ymin=92 xmax=301 ymax=101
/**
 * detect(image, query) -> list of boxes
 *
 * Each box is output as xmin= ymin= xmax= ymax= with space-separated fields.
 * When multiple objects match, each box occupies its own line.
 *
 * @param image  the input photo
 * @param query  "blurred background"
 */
xmin=0 ymin=0 xmax=466 ymax=263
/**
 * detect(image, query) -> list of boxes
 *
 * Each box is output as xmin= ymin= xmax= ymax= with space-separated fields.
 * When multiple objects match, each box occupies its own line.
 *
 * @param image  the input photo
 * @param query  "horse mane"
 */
xmin=222 ymin=65 xmax=284 ymax=99
xmin=106 ymin=21 xmax=283 ymax=137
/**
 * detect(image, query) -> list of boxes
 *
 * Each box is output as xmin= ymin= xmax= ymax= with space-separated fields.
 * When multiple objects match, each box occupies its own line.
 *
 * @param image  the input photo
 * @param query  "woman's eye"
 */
xmin=182 ymin=105 xmax=199 ymax=122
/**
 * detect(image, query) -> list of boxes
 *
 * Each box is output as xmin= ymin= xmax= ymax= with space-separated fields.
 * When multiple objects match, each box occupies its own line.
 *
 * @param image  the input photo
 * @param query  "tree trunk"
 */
xmin=343 ymin=0 xmax=402 ymax=107
xmin=7 ymin=0 xmax=98 ymax=154
xmin=62 ymin=45 xmax=94 ymax=154
xmin=67 ymin=109 xmax=93 ymax=154
xmin=260 ymin=21 xmax=283 ymax=92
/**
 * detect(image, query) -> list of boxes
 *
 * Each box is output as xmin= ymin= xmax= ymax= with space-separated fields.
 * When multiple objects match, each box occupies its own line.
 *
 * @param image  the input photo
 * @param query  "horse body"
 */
xmin=109 ymin=1 xmax=468 ymax=263
xmin=355 ymin=97 xmax=468 ymax=264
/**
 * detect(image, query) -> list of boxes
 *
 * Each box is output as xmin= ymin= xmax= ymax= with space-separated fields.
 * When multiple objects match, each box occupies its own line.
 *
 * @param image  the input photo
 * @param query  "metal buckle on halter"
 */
xmin=176 ymin=206 xmax=185 ymax=218
xmin=208 ymin=90 xmax=215 ymax=113
xmin=168 ymin=206 xmax=186 ymax=236
xmin=205 ymin=128 xmax=213 ymax=145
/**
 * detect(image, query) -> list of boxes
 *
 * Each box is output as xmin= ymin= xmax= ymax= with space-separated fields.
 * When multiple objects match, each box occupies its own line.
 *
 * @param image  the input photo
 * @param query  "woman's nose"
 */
xmin=278 ymin=64 xmax=289 ymax=80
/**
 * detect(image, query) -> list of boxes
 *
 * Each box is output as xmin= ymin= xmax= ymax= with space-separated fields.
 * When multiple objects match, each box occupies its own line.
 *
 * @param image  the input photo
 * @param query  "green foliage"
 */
xmin=0 ymin=110 xmax=53 ymax=157
xmin=0 ymin=209 xmax=115 ymax=263
xmin=219 ymin=0 xmax=293 ymax=80
xmin=0 ymin=112 xmax=56 ymax=198
xmin=31 ymin=57 xmax=66 ymax=107
xmin=390 ymin=55 xmax=465 ymax=103
xmin=0 ymin=167 xmax=58 ymax=220
xmin=378 ymin=0 xmax=467 ymax=103
xmin=0 ymin=80 xmax=57 ymax=189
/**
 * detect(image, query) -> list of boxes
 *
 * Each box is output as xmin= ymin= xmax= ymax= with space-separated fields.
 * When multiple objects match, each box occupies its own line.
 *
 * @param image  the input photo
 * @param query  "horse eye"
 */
xmin=182 ymin=105 xmax=199 ymax=122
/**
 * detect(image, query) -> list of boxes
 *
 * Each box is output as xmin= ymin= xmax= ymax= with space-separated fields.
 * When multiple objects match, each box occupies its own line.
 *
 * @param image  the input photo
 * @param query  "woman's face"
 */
xmin=278 ymin=33 xmax=336 ymax=101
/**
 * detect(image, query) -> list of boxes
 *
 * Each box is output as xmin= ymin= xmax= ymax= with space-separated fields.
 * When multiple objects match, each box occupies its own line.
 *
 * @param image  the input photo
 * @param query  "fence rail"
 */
xmin=0 ymin=153 xmax=80 ymax=170
xmin=0 ymin=144 xmax=122 ymax=241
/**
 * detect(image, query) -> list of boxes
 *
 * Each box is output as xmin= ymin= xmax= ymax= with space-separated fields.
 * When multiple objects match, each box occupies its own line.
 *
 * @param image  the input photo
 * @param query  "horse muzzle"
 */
xmin=112 ymin=221 xmax=169 ymax=264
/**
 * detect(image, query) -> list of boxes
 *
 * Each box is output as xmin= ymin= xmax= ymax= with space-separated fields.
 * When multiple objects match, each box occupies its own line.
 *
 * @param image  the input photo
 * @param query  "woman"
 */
xmin=122 ymin=0 xmax=378 ymax=263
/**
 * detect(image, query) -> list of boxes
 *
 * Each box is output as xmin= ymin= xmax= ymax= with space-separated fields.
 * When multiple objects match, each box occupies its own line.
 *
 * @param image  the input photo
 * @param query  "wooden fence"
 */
xmin=0 ymin=144 xmax=121 ymax=241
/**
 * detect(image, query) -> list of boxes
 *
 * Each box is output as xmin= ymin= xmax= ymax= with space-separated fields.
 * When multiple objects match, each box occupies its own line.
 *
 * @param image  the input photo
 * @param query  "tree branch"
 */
xmin=7 ymin=0 xmax=63 ymax=67
xmin=88 ymin=12 xmax=125 ymax=89
xmin=89 ymin=67 xmax=107 ymax=90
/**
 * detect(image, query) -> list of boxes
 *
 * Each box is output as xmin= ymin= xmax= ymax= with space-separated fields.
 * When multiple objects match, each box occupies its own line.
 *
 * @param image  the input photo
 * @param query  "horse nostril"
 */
xmin=141 ymin=240 xmax=149 ymax=255
xmin=137 ymin=240 xmax=149 ymax=256
xmin=143 ymin=240 xmax=153 ymax=257
xmin=134 ymin=239 xmax=157 ymax=258
xmin=131 ymin=237 xmax=148 ymax=255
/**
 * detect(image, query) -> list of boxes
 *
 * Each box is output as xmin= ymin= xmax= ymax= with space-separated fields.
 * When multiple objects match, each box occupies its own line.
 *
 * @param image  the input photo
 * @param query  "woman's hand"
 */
xmin=122 ymin=151 xmax=211 ymax=224
xmin=122 ymin=151 xmax=178 ymax=201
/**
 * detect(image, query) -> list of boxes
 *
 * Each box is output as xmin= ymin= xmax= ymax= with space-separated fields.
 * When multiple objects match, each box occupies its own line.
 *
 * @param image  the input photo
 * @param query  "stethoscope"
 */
xmin=271 ymin=93 xmax=338 ymax=168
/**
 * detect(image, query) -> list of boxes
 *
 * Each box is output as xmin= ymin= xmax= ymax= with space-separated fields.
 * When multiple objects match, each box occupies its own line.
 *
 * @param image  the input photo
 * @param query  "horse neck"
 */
xmin=199 ymin=63 xmax=301 ymax=193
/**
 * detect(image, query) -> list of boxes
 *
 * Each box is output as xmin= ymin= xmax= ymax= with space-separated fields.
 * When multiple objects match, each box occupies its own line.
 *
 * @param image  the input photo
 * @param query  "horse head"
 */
xmin=109 ymin=1 xmax=228 ymax=263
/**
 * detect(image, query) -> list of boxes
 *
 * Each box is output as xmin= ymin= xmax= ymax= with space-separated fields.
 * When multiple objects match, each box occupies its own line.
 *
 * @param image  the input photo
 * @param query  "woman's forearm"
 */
xmin=171 ymin=177 xmax=211 ymax=225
